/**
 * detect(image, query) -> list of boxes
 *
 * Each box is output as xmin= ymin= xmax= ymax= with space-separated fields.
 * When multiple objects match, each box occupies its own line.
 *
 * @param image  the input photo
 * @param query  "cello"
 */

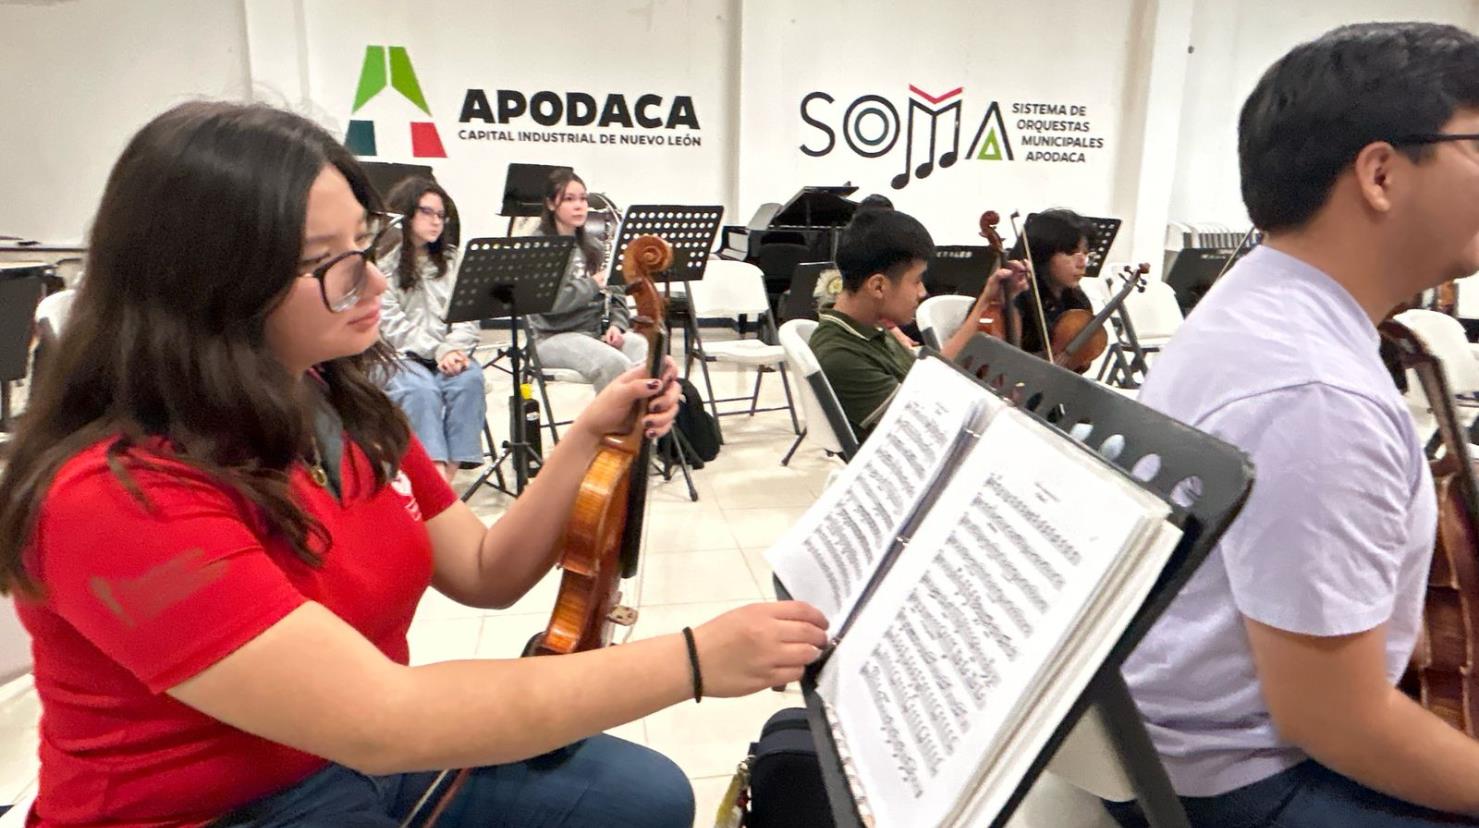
xmin=411 ymin=236 xmax=672 ymax=827
xmin=1048 ymin=263 xmax=1150 ymax=373
xmin=1382 ymin=318 xmax=1479 ymax=736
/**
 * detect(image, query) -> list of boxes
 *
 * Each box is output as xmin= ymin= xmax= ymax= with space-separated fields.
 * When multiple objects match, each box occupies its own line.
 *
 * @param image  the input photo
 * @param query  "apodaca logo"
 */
xmin=345 ymin=46 xmax=447 ymax=158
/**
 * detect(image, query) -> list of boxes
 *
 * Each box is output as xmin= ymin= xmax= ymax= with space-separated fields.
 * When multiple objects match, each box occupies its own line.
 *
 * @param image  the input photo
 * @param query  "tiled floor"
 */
xmin=0 ymin=326 xmax=1116 ymax=826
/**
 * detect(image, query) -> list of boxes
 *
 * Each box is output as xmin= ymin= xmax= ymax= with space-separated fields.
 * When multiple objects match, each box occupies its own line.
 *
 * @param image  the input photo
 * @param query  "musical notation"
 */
xmin=891 ymin=94 xmax=964 ymax=190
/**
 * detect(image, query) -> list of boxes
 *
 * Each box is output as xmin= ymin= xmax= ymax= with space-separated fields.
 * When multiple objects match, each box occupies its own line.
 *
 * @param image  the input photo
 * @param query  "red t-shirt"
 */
xmin=18 ymin=433 xmax=458 ymax=827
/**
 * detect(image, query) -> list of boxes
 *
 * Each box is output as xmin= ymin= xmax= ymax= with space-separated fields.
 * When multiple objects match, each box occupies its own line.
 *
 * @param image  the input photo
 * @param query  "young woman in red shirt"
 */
xmin=0 ymin=101 xmax=828 ymax=827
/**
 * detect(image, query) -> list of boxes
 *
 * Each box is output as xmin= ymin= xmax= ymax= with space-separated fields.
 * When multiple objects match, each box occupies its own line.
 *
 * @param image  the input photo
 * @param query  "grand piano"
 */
xmin=720 ymin=185 xmax=859 ymax=300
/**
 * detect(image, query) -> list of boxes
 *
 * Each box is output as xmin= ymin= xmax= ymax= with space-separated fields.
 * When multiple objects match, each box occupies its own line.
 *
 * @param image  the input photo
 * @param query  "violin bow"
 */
xmin=1010 ymin=211 xmax=1055 ymax=363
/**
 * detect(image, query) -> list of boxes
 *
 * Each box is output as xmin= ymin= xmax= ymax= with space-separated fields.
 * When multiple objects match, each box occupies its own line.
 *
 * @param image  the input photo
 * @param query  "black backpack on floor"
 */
xmin=660 ymin=377 xmax=721 ymax=468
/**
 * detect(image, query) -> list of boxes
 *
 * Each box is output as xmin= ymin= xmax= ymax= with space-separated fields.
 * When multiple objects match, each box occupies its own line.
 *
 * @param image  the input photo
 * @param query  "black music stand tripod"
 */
xmin=447 ymin=237 xmax=575 ymax=498
xmin=606 ymin=205 xmax=727 ymax=499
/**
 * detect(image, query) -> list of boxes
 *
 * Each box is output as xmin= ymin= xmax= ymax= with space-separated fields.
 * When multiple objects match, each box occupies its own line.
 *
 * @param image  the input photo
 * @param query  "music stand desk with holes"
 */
xmin=780 ymin=336 xmax=1253 ymax=828
xmin=446 ymin=236 xmax=575 ymax=497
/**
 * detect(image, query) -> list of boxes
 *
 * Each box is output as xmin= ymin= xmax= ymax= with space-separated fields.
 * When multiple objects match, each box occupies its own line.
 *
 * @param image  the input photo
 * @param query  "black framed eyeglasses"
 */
xmin=302 ymin=212 xmax=402 ymax=313
xmin=1391 ymin=133 xmax=1479 ymax=148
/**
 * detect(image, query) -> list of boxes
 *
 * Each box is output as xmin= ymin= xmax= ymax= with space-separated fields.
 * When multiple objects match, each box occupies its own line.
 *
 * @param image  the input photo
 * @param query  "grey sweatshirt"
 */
xmin=526 ymin=245 xmax=633 ymax=339
xmin=378 ymin=244 xmax=481 ymax=361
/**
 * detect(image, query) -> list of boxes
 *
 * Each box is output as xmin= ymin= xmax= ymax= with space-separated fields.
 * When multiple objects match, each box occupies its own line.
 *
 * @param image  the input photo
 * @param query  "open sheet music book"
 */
xmin=766 ymin=356 xmax=1183 ymax=827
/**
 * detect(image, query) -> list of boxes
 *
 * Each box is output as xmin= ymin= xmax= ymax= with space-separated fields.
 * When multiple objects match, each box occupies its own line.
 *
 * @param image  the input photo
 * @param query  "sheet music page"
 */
xmin=815 ymin=409 xmax=1174 ymax=828
xmin=954 ymin=518 xmax=1182 ymax=826
xmin=765 ymin=357 xmax=1001 ymax=624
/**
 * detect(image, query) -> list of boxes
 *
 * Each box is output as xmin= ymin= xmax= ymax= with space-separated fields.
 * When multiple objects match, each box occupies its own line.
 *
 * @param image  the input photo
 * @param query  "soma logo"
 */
xmin=345 ymin=45 xmax=447 ymax=158
xmin=799 ymin=85 xmax=1015 ymax=189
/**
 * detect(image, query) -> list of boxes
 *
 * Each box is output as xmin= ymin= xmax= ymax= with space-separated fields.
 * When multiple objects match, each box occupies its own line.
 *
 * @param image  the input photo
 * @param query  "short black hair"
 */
xmin=1240 ymin=21 xmax=1479 ymax=232
xmin=858 ymin=193 xmax=894 ymax=211
xmin=835 ymin=208 xmax=934 ymax=292
xmin=1010 ymin=209 xmax=1089 ymax=278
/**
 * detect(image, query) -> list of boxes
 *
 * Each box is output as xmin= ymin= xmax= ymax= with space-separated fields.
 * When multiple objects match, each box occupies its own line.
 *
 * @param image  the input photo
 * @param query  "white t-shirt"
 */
xmin=1122 ymin=246 xmax=1436 ymax=796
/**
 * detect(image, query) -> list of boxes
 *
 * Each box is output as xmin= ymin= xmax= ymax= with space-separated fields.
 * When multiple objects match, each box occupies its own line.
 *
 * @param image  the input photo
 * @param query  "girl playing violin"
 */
xmin=0 ymin=101 xmax=828 ymax=827
xmin=1013 ymin=208 xmax=1094 ymax=359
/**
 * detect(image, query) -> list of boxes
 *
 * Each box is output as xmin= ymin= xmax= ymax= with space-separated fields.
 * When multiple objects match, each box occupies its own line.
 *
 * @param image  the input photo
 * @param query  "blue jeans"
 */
xmin=1104 ymin=761 xmax=1479 ymax=828
xmin=386 ymin=357 xmax=487 ymax=466
xmin=210 ymin=735 xmax=694 ymax=827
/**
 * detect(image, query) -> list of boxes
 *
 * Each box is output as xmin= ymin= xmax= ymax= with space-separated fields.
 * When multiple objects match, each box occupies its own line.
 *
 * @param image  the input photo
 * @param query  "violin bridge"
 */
xmin=608 ymin=605 xmax=638 ymax=626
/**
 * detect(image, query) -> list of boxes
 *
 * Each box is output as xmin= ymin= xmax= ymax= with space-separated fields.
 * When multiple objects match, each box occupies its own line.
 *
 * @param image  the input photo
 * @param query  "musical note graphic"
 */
xmin=892 ymin=86 xmax=964 ymax=190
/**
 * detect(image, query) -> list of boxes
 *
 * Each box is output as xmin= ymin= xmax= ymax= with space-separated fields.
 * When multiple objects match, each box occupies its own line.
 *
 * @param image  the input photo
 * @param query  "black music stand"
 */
xmin=781 ymin=262 xmax=834 ymax=323
xmin=784 ymin=337 xmax=1253 ymax=828
xmin=606 ymin=205 xmax=727 ymax=500
xmin=925 ymin=245 xmax=1001 ymax=298
xmin=498 ymin=163 xmax=565 ymax=236
xmin=360 ymin=161 xmax=435 ymax=203
xmin=0 ymin=273 xmax=46 ymax=434
xmin=447 ymin=236 xmax=575 ymax=498
xmin=1164 ymin=244 xmax=1257 ymax=316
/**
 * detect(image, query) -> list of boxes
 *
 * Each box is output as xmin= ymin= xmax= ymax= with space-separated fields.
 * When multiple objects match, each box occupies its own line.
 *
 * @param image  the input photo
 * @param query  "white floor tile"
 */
xmin=644 ymin=502 xmax=737 ymax=553
xmin=472 ymin=612 xmax=550 ymax=660
xmin=406 ymin=617 xmax=483 ymax=666
xmin=720 ymin=507 xmax=808 ymax=550
xmin=638 ymin=549 xmax=765 ymax=605
xmin=739 ymin=547 xmax=777 ymax=600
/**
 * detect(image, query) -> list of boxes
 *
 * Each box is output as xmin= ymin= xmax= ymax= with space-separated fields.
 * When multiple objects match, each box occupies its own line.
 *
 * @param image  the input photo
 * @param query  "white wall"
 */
xmin=1168 ymin=0 xmax=1479 ymax=229
xmin=5 ymin=0 xmax=1479 ymax=262
xmin=736 ymin=0 xmax=1141 ymax=250
xmin=0 ymin=0 xmax=252 ymax=243
xmin=286 ymin=0 xmax=739 ymax=236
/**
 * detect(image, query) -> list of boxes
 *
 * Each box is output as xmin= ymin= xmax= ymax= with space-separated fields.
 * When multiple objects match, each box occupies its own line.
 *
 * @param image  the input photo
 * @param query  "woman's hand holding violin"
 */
xmin=574 ymin=358 xmax=681 ymax=441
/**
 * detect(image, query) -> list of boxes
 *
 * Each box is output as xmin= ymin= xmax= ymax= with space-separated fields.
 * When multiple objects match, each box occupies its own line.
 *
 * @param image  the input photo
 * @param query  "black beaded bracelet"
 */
xmin=681 ymin=626 xmax=703 ymax=703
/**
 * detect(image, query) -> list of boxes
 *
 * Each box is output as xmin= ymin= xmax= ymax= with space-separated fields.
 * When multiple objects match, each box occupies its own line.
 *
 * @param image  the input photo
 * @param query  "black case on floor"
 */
xmin=746 ymin=707 xmax=833 ymax=828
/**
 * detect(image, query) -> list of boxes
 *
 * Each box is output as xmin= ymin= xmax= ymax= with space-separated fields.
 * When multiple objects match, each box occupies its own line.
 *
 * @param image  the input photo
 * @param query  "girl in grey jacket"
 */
xmin=526 ymin=168 xmax=647 ymax=390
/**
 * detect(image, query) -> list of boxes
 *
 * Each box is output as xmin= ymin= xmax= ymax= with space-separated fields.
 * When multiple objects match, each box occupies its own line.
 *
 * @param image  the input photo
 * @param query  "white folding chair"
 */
xmin=1121 ymin=280 xmax=1183 ymax=350
xmin=778 ymin=319 xmax=860 ymax=465
xmin=1099 ymin=279 xmax=1183 ymax=387
xmin=1394 ymin=309 xmax=1479 ymax=444
xmin=916 ymin=295 xmax=975 ymax=352
xmin=686 ymin=260 xmax=800 ymax=442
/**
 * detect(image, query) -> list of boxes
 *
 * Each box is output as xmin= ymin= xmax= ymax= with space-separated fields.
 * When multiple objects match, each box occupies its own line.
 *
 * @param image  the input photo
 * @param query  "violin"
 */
xmin=1383 ymin=318 xmax=1479 ymax=736
xmin=415 ymin=236 xmax=672 ymax=827
xmin=1049 ymin=263 xmax=1150 ymax=373
xmin=531 ymin=234 xmax=670 ymax=656
xmin=976 ymin=210 xmax=1020 ymax=349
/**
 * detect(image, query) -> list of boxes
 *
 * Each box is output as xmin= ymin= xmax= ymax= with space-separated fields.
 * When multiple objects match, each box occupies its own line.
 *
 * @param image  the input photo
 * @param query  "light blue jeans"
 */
xmin=207 ymin=735 xmax=694 ymax=827
xmin=385 ymin=357 xmax=487 ymax=466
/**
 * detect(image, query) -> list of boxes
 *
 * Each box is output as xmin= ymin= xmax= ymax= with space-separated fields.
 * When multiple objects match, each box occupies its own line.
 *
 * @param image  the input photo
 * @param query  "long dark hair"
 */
xmin=0 ymin=101 xmax=409 ymax=596
xmin=384 ymin=176 xmax=459 ymax=291
xmin=536 ymin=167 xmax=603 ymax=276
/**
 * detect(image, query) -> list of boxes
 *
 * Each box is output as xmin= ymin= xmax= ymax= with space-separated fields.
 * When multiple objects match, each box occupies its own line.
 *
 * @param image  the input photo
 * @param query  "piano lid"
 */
xmin=770 ymin=185 xmax=861 ymax=227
